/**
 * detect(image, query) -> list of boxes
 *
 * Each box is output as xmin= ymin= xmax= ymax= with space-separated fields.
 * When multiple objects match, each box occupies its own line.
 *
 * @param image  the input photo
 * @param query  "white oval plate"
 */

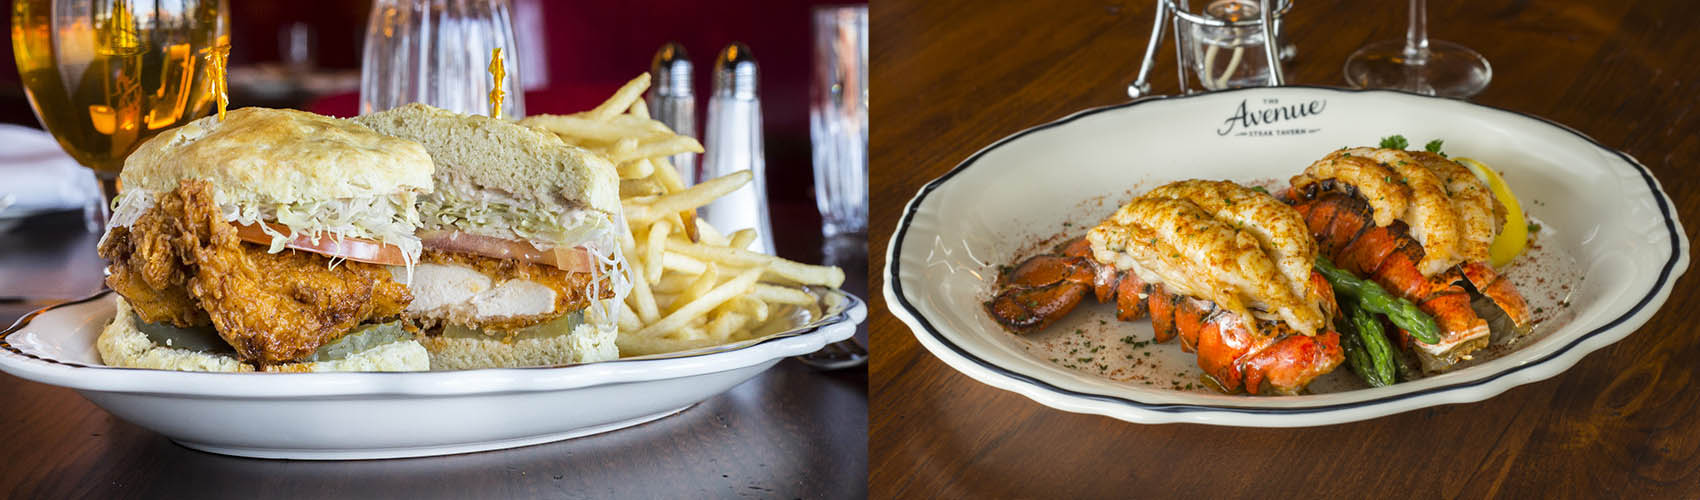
xmin=0 ymin=289 xmax=864 ymax=459
xmin=884 ymin=87 xmax=1687 ymax=427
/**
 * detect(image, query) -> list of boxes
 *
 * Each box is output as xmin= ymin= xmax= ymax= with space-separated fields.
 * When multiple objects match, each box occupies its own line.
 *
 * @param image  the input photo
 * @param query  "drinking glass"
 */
xmin=1343 ymin=0 xmax=1490 ymax=98
xmin=11 ymin=0 xmax=227 ymax=211
xmin=809 ymin=5 xmax=868 ymax=238
xmin=360 ymin=0 xmax=524 ymax=118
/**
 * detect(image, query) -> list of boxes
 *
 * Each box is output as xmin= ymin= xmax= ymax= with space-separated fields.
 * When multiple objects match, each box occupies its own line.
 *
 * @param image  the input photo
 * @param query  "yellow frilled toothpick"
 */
xmin=488 ymin=47 xmax=506 ymax=119
xmin=204 ymin=40 xmax=231 ymax=121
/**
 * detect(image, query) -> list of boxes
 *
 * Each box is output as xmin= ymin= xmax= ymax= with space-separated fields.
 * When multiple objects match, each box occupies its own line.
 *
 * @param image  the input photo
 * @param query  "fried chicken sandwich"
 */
xmin=96 ymin=107 xmax=436 ymax=372
xmin=353 ymin=104 xmax=628 ymax=369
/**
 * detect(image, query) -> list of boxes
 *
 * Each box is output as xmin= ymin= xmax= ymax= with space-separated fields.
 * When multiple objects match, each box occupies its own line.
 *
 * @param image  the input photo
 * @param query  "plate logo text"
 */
xmin=1217 ymin=98 xmax=1326 ymax=137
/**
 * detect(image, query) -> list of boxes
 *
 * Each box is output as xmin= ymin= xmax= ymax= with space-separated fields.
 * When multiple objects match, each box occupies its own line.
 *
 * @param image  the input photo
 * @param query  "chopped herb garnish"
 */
xmin=1250 ymin=186 xmax=1270 ymax=195
xmin=1424 ymin=139 xmax=1445 ymax=155
xmin=1380 ymin=135 xmax=1409 ymax=150
xmin=1528 ymin=223 xmax=1542 ymax=232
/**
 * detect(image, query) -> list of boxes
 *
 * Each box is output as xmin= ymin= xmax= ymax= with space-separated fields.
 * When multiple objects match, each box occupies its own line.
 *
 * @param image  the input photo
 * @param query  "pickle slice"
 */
xmin=441 ymin=312 xmax=584 ymax=341
xmin=136 ymin=318 xmax=234 ymax=354
xmin=137 ymin=317 xmax=410 ymax=363
xmin=297 ymin=322 xmax=411 ymax=363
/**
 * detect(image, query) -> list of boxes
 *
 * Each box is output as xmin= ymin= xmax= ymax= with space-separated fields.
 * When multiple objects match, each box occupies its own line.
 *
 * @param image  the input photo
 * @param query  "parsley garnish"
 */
xmin=1425 ymin=139 xmax=1445 ymax=155
xmin=1379 ymin=135 xmax=1409 ymax=150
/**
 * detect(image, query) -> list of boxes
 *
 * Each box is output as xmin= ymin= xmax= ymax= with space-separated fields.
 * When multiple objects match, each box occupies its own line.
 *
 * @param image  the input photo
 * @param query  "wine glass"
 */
xmin=11 ymin=0 xmax=228 ymax=219
xmin=1342 ymin=0 xmax=1490 ymax=98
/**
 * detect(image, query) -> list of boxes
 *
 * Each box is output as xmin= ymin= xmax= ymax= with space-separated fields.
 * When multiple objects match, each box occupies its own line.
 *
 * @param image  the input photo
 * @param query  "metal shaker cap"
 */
xmin=652 ymin=42 xmax=692 ymax=98
xmin=712 ymin=43 xmax=758 ymax=100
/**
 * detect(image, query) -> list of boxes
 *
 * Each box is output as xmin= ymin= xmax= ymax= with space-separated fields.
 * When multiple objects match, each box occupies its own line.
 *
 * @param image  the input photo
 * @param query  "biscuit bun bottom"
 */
xmin=421 ymin=321 xmax=618 ymax=370
xmin=97 ymin=297 xmax=429 ymax=372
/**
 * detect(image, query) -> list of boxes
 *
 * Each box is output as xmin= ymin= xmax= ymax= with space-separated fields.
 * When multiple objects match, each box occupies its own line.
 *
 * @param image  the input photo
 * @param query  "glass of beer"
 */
xmin=11 ymin=0 xmax=227 ymax=212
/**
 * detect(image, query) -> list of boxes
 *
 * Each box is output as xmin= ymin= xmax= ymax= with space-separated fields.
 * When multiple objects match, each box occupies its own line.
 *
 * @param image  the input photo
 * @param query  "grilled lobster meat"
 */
xmin=1288 ymin=148 xmax=1532 ymax=371
xmin=987 ymin=180 xmax=1344 ymax=395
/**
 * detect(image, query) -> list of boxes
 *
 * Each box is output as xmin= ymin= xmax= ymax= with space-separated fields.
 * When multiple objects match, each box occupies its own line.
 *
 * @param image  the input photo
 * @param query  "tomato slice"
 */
xmin=232 ymin=222 xmax=409 ymax=266
xmin=418 ymin=231 xmax=598 ymax=273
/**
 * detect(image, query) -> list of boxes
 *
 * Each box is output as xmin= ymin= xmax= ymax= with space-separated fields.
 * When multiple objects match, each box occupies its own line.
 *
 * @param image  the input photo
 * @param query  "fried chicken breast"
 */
xmin=99 ymin=180 xmax=412 ymax=365
xmin=403 ymin=250 xmax=610 ymax=332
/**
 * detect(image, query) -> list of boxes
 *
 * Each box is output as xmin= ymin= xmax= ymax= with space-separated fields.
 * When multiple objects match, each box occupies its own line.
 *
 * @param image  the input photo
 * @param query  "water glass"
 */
xmin=360 ymin=0 xmax=524 ymax=118
xmin=810 ymin=5 xmax=869 ymax=237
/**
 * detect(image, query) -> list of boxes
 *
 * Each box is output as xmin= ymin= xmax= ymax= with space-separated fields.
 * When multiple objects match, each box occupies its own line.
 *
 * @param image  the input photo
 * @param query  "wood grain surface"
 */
xmin=869 ymin=0 xmax=1700 ymax=497
xmin=0 ymin=206 xmax=868 ymax=499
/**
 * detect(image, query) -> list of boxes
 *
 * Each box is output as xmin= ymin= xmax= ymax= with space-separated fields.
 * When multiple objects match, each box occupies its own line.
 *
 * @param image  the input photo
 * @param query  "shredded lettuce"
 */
xmin=105 ymin=188 xmax=425 ymax=273
xmin=417 ymin=182 xmax=612 ymax=249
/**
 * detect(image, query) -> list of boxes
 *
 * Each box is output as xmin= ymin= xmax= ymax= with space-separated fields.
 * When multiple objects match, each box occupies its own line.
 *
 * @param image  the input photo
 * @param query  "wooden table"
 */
xmin=0 ymin=206 xmax=868 ymax=499
xmin=870 ymin=0 xmax=1700 ymax=497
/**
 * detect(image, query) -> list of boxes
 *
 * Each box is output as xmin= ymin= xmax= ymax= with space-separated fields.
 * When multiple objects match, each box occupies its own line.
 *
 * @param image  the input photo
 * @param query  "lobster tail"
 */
xmin=1290 ymin=189 xmax=1523 ymax=371
xmin=986 ymin=237 xmax=1343 ymax=395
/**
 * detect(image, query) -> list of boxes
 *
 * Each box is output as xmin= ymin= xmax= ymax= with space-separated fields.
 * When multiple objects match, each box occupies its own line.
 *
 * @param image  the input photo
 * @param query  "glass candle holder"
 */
xmin=1128 ymin=0 xmax=1291 ymax=98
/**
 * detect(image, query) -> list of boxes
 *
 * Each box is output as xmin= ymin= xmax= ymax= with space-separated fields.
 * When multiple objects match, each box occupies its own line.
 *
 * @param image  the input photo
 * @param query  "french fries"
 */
xmin=523 ymin=73 xmax=846 ymax=356
xmin=623 ymin=171 xmax=751 ymax=224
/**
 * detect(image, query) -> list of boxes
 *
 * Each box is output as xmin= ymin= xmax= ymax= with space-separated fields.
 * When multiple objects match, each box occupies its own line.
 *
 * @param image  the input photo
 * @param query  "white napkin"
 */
xmin=0 ymin=124 xmax=102 ymax=218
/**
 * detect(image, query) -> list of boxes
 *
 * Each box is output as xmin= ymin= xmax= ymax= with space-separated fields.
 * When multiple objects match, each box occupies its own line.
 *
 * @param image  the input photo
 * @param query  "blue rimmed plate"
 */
xmin=883 ymin=87 xmax=1686 ymax=427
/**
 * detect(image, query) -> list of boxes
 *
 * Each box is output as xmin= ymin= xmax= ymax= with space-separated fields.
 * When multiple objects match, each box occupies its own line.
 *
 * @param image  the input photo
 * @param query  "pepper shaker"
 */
xmin=648 ymin=42 xmax=697 ymax=186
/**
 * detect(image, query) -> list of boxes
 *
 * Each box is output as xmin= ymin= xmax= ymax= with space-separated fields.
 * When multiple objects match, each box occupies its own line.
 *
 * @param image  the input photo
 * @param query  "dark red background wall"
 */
xmin=2 ymin=0 xmax=861 ymax=240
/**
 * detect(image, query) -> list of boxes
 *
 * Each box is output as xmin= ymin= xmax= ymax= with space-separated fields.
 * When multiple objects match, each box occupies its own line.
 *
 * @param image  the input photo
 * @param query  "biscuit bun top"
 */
xmin=351 ymin=103 xmax=620 ymax=216
xmin=121 ymin=107 xmax=435 ymax=206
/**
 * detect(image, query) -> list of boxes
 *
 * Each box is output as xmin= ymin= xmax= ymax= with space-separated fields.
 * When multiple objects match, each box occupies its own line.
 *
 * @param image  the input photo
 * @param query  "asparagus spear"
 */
xmin=1337 ymin=319 xmax=1376 ymax=385
xmin=1314 ymin=256 xmax=1443 ymax=344
xmin=1347 ymin=302 xmax=1397 ymax=387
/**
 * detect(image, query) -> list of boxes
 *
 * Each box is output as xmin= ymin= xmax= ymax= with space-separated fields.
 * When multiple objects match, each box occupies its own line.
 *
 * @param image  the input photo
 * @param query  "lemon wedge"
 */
xmin=1456 ymin=157 xmax=1527 ymax=267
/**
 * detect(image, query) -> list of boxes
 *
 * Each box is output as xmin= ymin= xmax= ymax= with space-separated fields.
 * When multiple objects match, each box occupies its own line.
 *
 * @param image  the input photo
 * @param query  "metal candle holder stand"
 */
xmin=1128 ymin=0 xmax=1293 ymax=99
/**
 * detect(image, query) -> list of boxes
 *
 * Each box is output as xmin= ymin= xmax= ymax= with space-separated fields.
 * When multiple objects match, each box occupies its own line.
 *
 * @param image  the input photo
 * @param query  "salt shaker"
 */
xmin=648 ymin=42 xmax=697 ymax=186
xmin=699 ymin=43 xmax=775 ymax=254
